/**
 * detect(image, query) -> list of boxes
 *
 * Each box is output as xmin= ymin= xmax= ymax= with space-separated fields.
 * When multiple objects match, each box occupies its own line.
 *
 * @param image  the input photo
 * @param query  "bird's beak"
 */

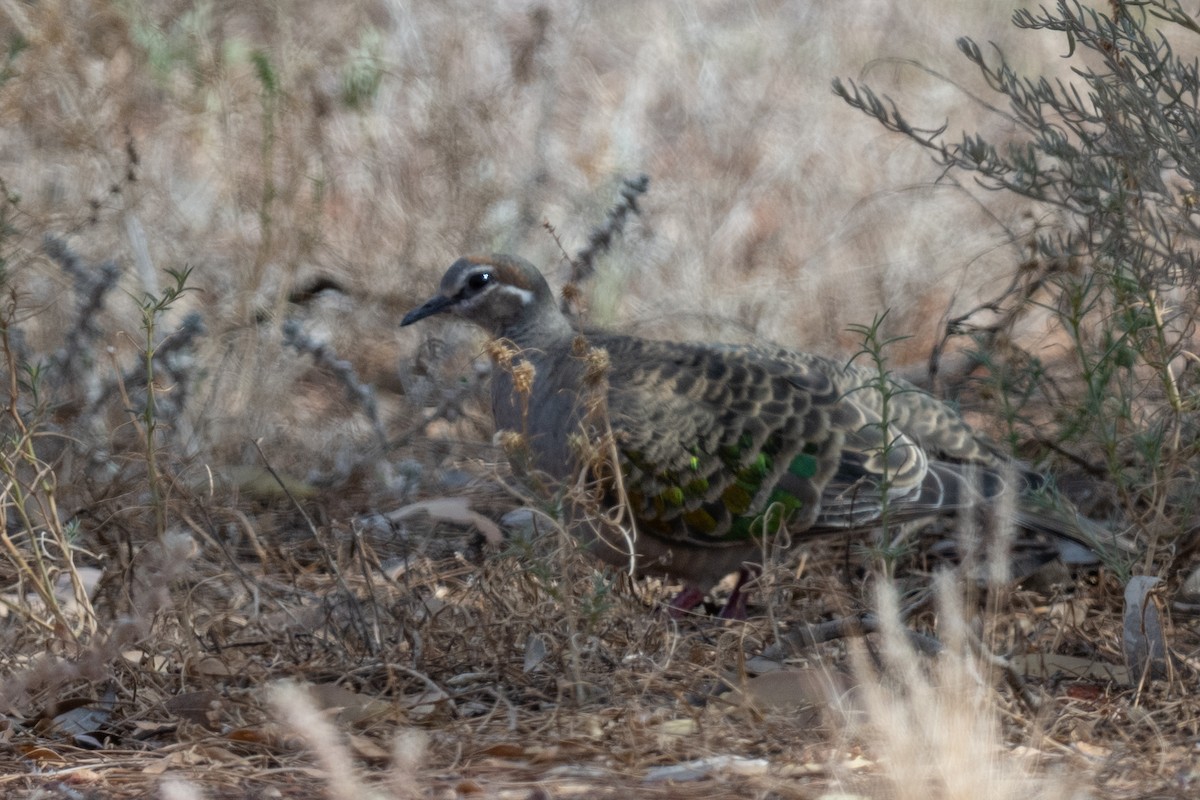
xmin=401 ymin=294 xmax=455 ymax=326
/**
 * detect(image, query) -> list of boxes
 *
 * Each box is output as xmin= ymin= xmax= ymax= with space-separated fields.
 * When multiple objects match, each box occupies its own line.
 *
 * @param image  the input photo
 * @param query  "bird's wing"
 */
xmin=591 ymin=335 xmax=1134 ymax=561
xmin=732 ymin=346 xmax=1002 ymax=464
xmin=596 ymin=336 xmax=851 ymax=547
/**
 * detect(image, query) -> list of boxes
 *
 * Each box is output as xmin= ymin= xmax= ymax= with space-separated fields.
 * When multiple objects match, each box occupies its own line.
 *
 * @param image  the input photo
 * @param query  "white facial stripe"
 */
xmin=457 ymin=282 xmax=534 ymax=311
xmin=498 ymin=284 xmax=535 ymax=305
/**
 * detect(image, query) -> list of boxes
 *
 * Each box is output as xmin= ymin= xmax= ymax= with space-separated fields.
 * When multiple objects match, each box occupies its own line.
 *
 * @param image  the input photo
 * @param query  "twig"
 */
xmin=87 ymin=312 xmax=206 ymax=420
xmin=773 ymin=611 xmax=946 ymax=657
xmin=281 ymin=317 xmax=388 ymax=450
xmin=556 ymin=174 xmax=650 ymax=315
xmin=43 ymin=235 xmax=121 ymax=390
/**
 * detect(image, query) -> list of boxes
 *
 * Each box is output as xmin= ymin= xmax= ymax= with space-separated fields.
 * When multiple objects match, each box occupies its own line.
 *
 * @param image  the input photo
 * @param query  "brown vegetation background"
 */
xmin=0 ymin=2 xmax=1194 ymax=799
xmin=3 ymin=0 xmax=1065 ymax=472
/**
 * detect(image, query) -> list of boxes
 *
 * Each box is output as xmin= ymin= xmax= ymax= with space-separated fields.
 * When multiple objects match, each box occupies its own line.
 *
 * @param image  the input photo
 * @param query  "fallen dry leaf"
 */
xmin=307 ymin=682 xmax=395 ymax=726
xmin=725 ymin=668 xmax=841 ymax=714
xmin=1010 ymin=653 xmax=1130 ymax=684
xmin=347 ymin=732 xmax=391 ymax=760
xmin=643 ymin=755 xmax=770 ymax=783
xmin=1123 ymin=575 xmax=1169 ymax=681
xmin=387 ymin=497 xmax=504 ymax=545
xmin=165 ymin=690 xmax=226 ymax=730
xmin=653 ymin=718 xmax=698 ymax=736
xmin=477 ymin=743 xmax=528 ymax=758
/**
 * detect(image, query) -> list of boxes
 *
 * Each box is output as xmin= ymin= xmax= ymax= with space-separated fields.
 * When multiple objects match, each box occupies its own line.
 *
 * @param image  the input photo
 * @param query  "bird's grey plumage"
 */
xmin=401 ymin=254 xmax=1129 ymax=604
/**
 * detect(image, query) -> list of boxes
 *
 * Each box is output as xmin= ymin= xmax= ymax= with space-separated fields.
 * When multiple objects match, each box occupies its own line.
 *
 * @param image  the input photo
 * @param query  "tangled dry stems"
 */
xmin=1 ymin=437 xmax=1198 ymax=798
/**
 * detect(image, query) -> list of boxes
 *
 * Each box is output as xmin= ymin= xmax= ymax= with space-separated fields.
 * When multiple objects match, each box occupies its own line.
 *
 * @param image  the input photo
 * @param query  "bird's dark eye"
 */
xmin=467 ymin=271 xmax=492 ymax=291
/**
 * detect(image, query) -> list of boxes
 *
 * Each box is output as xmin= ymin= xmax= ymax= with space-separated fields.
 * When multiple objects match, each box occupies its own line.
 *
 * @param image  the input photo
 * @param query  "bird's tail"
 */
xmin=1013 ymin=488 xmax=1138 ymax=567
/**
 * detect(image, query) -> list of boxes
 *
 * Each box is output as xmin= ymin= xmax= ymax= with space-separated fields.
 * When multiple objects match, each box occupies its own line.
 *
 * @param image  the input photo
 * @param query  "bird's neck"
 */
xmin=497 ymin=305 xmax=575 ymax=351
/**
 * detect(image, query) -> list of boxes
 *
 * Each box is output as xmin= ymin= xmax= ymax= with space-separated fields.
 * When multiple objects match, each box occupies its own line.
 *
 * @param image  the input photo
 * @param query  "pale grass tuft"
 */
xmin=387 ymin=728 xmax=430 ymax=800
xmin=267 ymin=680 xmax=380 ymax=800
xmin=845 ymin=572 xmax=1087 ymax=800
xmin=158 ymin=778 xmax=206 ymax=800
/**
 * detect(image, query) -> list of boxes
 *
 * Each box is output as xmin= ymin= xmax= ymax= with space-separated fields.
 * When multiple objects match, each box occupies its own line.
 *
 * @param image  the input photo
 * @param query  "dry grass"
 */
xmin=0 ymin=1 xmax=1197 ymax=798
xmin=5 ymin=516 xmax=1193 ymax=798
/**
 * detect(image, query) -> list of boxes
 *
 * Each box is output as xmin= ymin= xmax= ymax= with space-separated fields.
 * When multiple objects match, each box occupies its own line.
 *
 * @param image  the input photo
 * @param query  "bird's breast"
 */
xmin=490 ymin=349 xmax=594 ymax=480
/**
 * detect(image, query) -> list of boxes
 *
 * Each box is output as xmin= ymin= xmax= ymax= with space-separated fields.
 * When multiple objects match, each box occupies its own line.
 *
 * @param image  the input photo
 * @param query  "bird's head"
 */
xmin=401 ymin=254 xmax=567 ymax=341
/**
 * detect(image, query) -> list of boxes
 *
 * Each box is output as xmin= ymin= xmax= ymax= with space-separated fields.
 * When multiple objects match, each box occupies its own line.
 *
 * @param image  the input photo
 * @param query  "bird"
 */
xmin=401 ymin=254 xmax=1129 ymax=616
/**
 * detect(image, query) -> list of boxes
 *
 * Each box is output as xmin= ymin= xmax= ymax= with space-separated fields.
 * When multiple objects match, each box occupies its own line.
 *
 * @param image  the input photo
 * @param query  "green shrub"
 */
xmin=835 ymin=0 xmax=1200 ymax=569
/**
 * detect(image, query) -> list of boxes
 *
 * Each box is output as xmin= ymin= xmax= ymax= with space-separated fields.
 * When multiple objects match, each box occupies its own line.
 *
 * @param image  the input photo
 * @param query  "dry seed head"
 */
xmin=486 ymin=339 xmax=519 ymax=370
xmin=561 ymin=282 xmax=583 ymax=313
xmin=584 ymin=346 xmax=610 ymax=382
xmin=510 ymin=360 xmax=536 ymax=397
xmin=567 ymin=429 xmax=608 ymax=465
xmin=496 ymin=429 xmax=528 ymax=455
xmin=567 ymin=430 xmax=588 ymax=455
xmin=571 ymin=337 xmax=610 ymax=388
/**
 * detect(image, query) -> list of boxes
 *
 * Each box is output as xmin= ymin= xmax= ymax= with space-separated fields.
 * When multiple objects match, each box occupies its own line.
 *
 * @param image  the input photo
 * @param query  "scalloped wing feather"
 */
xmin=595 ymin=335 xmax=988 ymax=548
